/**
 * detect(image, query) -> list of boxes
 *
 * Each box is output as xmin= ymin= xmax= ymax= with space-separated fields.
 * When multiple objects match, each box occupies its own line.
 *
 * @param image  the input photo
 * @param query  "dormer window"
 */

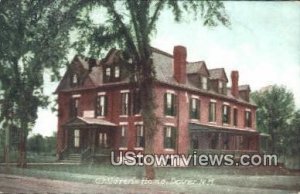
xmin=218 ymin=81 xmax=223 ymax=92
xmin=71 ymin=74 xmax=79 ymax=86
xmin=106 ymin=67 xmax=111 ymax=77
xmin=104 ymin=65 xmax=121 ymax=82
xmin=218 ymin=81 xmax=226 ymax=94
xmin=115 ymin=66 xmax=120 ymax=78
xmin=201 ymin=77 xmax=208 ymax=90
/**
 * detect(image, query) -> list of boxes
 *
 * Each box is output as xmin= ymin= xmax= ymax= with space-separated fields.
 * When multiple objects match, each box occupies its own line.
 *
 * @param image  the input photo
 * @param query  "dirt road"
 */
xmin=0 ymin=174 xmax=171 ymax=194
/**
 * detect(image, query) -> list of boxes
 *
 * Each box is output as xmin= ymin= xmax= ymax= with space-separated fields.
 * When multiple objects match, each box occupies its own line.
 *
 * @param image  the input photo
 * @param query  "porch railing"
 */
xmin=59 ymin=146 xmax=69 ymax=160
xmin=81 ymin=146 xmax=92 ymax=161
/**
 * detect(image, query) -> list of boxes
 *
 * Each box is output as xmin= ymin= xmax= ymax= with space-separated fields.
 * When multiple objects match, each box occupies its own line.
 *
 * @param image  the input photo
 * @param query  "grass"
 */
xmin=0 ymin=164 xmax=299 ymax=193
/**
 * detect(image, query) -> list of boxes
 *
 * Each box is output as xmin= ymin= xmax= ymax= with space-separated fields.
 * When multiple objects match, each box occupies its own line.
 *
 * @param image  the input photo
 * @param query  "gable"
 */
xmin=209 ymin=68 xmax=228 ymax=82
xmin=55 ymin=56 xmax=99 ymax=93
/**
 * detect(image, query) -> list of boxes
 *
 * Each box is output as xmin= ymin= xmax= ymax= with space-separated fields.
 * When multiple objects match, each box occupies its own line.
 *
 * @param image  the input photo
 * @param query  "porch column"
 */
xmin=91 ymin=128 xmax=96 ymax=154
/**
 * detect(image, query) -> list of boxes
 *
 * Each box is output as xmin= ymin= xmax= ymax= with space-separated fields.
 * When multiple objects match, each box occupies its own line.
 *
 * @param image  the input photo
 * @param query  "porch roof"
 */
xmin=189 ymin=122 xmax=259 ymax=135
xmin=63 ymin=117 xmax=117 ymax=128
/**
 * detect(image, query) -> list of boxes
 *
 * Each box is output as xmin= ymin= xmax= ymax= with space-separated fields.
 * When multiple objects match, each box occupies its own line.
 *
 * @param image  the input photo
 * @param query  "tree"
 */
xmin=282 ymin=110 xmax=300 ymax=156
xmin=27 ymin=134 xmax=45 ymax=154
xmin=251 ymin=85 xmax=295 ymax=154
xmin=72 ymin=0 xmax=229 ymax=179
xmin=0 ymin=0 xmax=79 ymax=167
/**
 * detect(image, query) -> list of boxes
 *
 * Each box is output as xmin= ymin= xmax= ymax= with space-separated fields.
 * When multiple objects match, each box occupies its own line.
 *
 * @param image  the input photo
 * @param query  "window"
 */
xmin=164 ymin=126 xmax=176 ymax=149
xmin=120 ymin=125 xmax=127 ymax=148
xmin=209 ymin=102 xmax=216 ymax=122
xmin=71 ymin=74 xmax=78 ymax=86
xmin=115 ymin=66 xmax=120 ymax=78
xmin=70 ymin=97 xmax=79 ymax=118
xmin=136 ymin=125 xmax=144 ymax=147
xmin=99 ymin=132 xmax=108 ymax=148
xmin=133 ymin=89 xmax=141 ymax=115
xmin=233 ymin=108 xmax=238 ymax=126
xmin=190 ymin=97 xmax=200 ymax=119
xmin=121 ymin=92 xmax=129 ymax=115
xmin=74 ymin=129 xmax=80 ymax=148
xmin=218 ymin=81 xmax=224 ymax=93
xmin=164 ymin=92 xmax=177 ymax=116
xmin=201 ymin=77 xmax=208 ymax=90
xmin=245 ymin=110 xmax=252 ymax=128
xmin=104 ymin=67 xmax=111 ymax=82
xmin=96 ymin=95 xmax=107 ymax=117
xmin=222 ymin=105 xmax=231 ymax=124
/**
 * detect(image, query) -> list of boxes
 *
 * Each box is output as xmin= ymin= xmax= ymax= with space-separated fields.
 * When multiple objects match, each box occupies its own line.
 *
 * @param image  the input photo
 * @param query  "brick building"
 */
xmin=55 ymin=46 xmax=259 ymax=161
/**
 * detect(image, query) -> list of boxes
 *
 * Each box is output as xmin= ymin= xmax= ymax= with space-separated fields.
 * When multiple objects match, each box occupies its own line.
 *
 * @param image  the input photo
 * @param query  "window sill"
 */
xmin=119 ymin=147 xmax=128 ymax=150
xmin=96 ymin=116 xmax=105 ymax=119
xmin=120 ymin=115 xmax=129 ymax=118
xmin=134 ymin=114 xmax=142 ymax=117
xmin=190 ymin=119 xmax=200 ymax=123
xmin=164 ymin=148 xmax=175 ymax=152
xmin=165 ymin=115 xmax=175 ymax=118
xmin=223 ymin=123 xmax=229 ymax=126
xmin=208 ymin=122 xmax=217 ymax=125
xmin=134 ymin=147 xmax=144 ymax=151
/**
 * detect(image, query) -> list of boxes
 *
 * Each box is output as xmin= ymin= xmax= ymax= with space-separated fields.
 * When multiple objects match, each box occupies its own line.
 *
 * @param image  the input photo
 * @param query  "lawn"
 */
xmin=0 ymin=164 xmax=299 ymax=193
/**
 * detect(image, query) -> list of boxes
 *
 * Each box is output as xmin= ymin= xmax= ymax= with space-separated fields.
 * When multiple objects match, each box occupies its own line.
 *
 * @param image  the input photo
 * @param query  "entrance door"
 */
xmin=98 ymin=132 xmax=108 ymax=148
xmin=73 ymin=129 xmax=81 ymax=153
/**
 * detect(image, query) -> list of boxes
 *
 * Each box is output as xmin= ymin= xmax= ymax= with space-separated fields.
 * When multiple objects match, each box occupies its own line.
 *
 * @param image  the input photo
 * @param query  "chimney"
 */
xmin=231 ymin=71 xmax=239 ymax=98
xmin=173 ymin=45 xmax=187 ymax=84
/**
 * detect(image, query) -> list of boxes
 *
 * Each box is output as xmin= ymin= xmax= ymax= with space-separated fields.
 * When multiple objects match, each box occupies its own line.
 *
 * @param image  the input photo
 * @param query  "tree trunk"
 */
xmin=18 ymin=122 xmax=27 ymax=168
xmin=4 ymin=126 xmax=10 ymax=165
xmin=140 ymin=57 xmax=157 ymax=180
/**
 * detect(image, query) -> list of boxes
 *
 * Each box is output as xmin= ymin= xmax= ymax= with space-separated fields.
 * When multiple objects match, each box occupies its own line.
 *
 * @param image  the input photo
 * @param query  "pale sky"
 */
xmin=31 ymin=2 xmax=300 ymax=137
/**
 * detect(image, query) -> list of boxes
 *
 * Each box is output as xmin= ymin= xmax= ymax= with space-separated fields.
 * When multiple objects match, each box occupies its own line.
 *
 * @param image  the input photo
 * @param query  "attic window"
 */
xmin=72 ymin=74 xmax=78 ymax=86
xmin=106 ymin=67 xmax=111 ymax=77
xmin=218 ymin=81 xmax=226 ymax=94
xmin=201 ymin=77 xmax=208 ymax=90
xmin=115 ymin=66 xmax=120 ymax=78
xmin=218 ymin=81 xmax=223 ymax=91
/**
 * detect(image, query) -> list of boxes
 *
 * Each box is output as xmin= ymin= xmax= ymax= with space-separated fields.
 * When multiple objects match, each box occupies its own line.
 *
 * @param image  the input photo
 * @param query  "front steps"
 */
xmin=60 ymin=153 xmax=81 ymax=163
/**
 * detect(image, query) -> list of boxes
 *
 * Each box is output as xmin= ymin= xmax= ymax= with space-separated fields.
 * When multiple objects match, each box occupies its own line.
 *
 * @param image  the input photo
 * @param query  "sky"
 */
xmin=31 ymin=1 xmax=300 ymax=137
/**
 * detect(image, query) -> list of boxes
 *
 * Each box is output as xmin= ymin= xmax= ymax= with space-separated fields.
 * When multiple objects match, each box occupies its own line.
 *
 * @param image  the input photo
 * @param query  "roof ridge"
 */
xmin=150 ymin=46 xmax=173 ymax=58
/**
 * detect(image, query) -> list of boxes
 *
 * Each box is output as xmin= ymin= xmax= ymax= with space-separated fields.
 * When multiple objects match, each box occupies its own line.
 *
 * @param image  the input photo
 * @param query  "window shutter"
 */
xmin=198 ymin=100 xmax=200 ymax=119
xmin=244 ymin=111 xmax=247 ymax=127
xmin=163 ymin=127 xmax=167 ymax=148
xmin=171 ymin=127 xmax=177 ymax=149
xmin=128 ymin=92 xmax=132 ymax=115
xmin=173 ymin=94 xmax=177 ymax=116
xmin=189 ymin=98 xmax=192 ymax=118
xmin=95 ymin=96 xmax=99 ymax=117
xmin=104 ymin=95 xmax=108 ymax=116
xmin=164 ymin=93 xmax=167 ymax=115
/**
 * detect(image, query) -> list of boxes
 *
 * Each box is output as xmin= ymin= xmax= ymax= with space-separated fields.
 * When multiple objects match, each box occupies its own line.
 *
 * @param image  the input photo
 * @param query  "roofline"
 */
xmin=56 ymin=80 xmax=256 ymax=108
xmin=155 ymin=80 xmax=257 ymax=108
xmin=150 ymin=47 xmax=173 ymax=58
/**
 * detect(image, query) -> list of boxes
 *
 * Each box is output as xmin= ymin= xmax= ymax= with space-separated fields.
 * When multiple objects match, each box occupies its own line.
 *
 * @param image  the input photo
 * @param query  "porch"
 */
xmin=59 ymin=117 xmax=117 ymax=162
xmin=189 ymin=123 xmax=260 ymax=155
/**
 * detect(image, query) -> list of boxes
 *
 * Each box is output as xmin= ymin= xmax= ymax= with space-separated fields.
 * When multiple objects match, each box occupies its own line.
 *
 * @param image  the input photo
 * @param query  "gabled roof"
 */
xmin=55 ymin=47 xmax=255 ymax=106
xmin=239 ymin=85 xmax=251 ymax=91
xmin=64 ymin=117 xmax=117 ymax=128
xmin=208 ymin=68 xmax=228 ymax=82
xmin=187 ymin=61 xmax=209 ymax=76
xmin=55 ymin=55 xmax=103 ymax=93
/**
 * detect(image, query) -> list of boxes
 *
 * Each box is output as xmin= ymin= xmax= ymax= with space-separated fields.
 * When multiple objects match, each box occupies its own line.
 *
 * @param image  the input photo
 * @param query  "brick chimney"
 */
xmin=173 ymin=45 xmax=187 ymax=84
xmin=231 ymin=71 xmax=239 ymax=98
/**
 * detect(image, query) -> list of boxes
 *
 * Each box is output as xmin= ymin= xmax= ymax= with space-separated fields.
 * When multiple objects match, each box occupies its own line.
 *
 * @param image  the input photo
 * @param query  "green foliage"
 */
xmin=27 ymin=133 xmax=56 ymax=154
xmin=282 ymin=110 xmax=300 ymax=156
xmin=0 ymin=0 xmax=80 ymax=165
xmin=69 ymin=0 xmax=229 ymax=179
xmin=251 ymin=85 xmax=295 ymax=154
